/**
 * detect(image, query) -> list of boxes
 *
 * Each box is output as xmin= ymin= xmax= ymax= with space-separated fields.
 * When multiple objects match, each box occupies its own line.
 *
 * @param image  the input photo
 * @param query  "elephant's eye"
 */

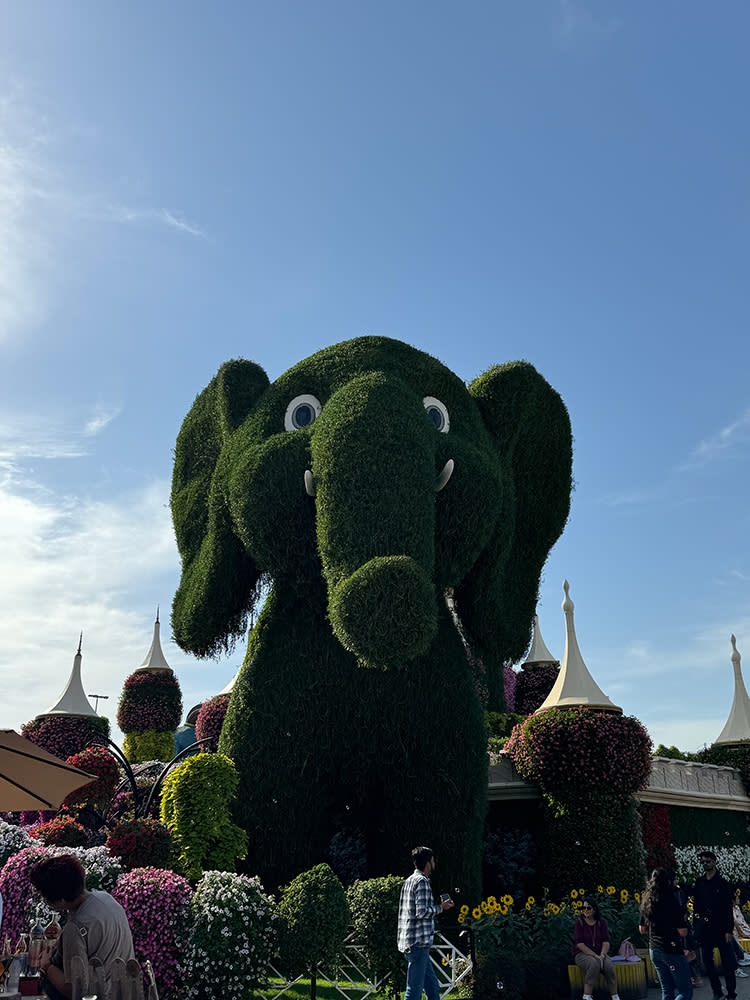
xmin=423 ymin=396 xmax=450 ymax=433
xmin=284 ymin=394 xmax=322 ymax=431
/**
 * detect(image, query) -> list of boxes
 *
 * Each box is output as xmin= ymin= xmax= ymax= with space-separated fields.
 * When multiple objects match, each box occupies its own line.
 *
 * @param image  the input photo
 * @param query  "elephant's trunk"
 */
xmin=310 ymin=372 xmax=443 ymax=666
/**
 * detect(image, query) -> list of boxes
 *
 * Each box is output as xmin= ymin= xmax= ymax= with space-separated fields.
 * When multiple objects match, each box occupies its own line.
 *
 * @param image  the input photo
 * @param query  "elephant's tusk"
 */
xmin=304 ymin=470 xmax=316 ymax=497
xmin=435 ymin=459 xmax=454 ymax=492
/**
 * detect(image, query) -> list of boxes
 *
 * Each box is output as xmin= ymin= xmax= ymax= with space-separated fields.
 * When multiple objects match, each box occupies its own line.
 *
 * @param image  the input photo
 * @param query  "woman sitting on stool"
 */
xmin=574 ymin=897 xmax=621 ymax=1000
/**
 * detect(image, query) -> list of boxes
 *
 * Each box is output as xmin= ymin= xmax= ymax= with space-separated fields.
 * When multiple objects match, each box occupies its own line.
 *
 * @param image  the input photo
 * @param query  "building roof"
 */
xmin=714 ymin=635 xmax=750 ymax=745
xmin=523 ymin=614 xmax=557 ymax=666
xmin=534 ymin=580 xmax=622 ymax=714
xmin=37 ymin=634 xmax=99 ymax=718
xmin=134 ymin=608 xmax=173 ymax=674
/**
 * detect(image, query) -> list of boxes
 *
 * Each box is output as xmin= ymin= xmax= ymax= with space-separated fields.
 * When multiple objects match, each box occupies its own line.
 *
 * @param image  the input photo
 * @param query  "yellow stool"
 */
xmin=635 ymin=949 xmax=659 ymax=987
xmin=568 ymin=960 xmax=647 ymax=1000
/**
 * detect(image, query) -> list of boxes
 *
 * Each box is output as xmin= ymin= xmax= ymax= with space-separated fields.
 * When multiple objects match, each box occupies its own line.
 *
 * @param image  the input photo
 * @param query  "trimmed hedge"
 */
xmin=278 ymin=863 xmax=349 ymax=977
xmin=123 ymin=731 xmax=176 ymax=764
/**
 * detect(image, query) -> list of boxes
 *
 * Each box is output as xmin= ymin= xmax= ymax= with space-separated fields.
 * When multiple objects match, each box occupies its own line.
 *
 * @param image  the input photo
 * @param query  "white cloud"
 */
xmin=83 ymin=405 xmax=121 ymax=437
xmin=0 ymin=87 xmax=204 ymax=344
xmin=684 ymin=407 xmax=750 ymax=469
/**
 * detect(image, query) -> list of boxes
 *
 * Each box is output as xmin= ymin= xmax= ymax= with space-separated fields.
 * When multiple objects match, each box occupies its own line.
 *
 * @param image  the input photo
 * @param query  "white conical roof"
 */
xmin=38 ymin=635 xmax=99 ymax=718
xmin=218 ymin=670 xmax=239 ymax=696
xmin=523 ymin=614 xmax=557 ymax=666
xmin=134 ymin=608 xmax=173 ymax=674
xmin=535 ymin=581 xmax=622 ymax=714
xmin=714 ymin=635 xmax=750 ymax=745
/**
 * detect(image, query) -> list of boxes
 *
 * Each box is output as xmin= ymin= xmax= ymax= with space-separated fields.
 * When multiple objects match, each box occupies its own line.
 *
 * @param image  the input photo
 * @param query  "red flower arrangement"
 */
xmin=29 ymin=814 xmax=87 ymax=848
xmin=506 ymin=706 xmax=653 ymax=797
xmin=118 ymin=671 xmax=183 ymax=733
xmin=195 ymin=694 xmax=230 ymax=747
xmin=514 ymin=663 xmax=559 ymax=715
xmin=63 ymin=746 xmax=120 ymax=812
xmin=640 ymin=802 xmax=676 ymax=872
xmin=106 ymin=817 xmax=171 ymax=870
xmin=21 ymin=715 xmax=110 ymax=762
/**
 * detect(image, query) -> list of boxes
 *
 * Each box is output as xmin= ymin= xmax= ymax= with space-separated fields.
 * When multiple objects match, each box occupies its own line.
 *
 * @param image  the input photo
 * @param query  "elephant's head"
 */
xmin=171 ymin=336 xmax=572 ymax=674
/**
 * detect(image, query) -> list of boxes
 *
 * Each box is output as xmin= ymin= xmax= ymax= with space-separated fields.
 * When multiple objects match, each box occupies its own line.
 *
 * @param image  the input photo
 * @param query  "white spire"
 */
xmin=38 ymin=635 xmax=99 ymax=718
xmin=134 ymin=607 xmax=173 ymax=674
xmin=535 ymin=581 xmax=622 ymax=714
xmin=714 ymin=635 xmax=750 ymax=745
xmin=523 ymin=614 xmax=557 ymax=665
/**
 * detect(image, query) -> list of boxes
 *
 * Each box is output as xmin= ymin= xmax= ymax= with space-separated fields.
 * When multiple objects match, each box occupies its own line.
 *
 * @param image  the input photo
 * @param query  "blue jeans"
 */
xmin=404 ymin=944 xmax=440 ymax=1000
xmin=651 ymin=948 xmax=693 ymax=1000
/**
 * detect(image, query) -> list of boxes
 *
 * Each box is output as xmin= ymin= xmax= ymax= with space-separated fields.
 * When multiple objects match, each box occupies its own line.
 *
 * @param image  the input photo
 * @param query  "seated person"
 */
xmin=574 ymin=897 xmax=621 ymax=1000
xmin=30 ymin=854 xmax=134 ymax=1000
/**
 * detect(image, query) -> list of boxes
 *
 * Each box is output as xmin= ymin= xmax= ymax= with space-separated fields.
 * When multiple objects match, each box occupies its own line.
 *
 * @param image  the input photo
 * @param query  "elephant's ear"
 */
xmin=454 ymin=361 xmax=572 ymax=678
xmin=171 ymin=359 xmax=270 ymax=657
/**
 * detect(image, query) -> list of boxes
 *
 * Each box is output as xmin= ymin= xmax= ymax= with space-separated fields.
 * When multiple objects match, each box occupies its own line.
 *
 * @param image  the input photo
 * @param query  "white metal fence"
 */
xmin=267 ymin=929 xmax=472 ymax=1000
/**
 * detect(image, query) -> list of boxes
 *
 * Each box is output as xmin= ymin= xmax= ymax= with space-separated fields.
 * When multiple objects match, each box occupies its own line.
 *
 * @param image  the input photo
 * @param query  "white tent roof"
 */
xmin=535 ymin=581 xmax=621 ymax=714
xmin=523 ymin=614 xmax=557 ymax=666
xmin=715 ymin=635 xmax=750 ymax=745
xmin=38 ymin=635 xmax=99 ymax=718
xmin=134 ymin=609 xmax=173 ymax=674
xmin=218 ymin=670 xmax=239 ymax=696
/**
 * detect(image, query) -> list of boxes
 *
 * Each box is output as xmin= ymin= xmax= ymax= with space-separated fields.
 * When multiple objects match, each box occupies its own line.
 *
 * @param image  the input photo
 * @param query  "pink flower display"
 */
xmin=117 ymin=671 xmax=183 ymax=733
xmin=503 ymin=664 xmax=517 ymax=712
xmin=506 ymin=706 xmax=653 ymax=797
xmin=21 ymin=716 xmax=110 ymax=761
xmin=195 ymin=694 xmax=230 ymax=747
xmin=112 ymin=866 xmax=193 ymax=1000
xmin=0 ymin=845 xmax=50 ymax=942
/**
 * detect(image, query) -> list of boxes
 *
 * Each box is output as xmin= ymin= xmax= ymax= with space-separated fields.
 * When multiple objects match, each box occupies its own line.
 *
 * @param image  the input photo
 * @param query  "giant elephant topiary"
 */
xmin=171 ymin=336 xmax=572 ymax=895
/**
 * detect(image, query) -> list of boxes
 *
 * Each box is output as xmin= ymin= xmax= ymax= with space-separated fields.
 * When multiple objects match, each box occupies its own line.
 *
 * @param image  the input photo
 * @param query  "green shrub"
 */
xmin=347 ymin=875 xmax=403 ymax=985
xmin=123 ymin=730 xmax=176 ymax=764
xmin=160 ymin=753 xmax=247 ymax=879
xmin=278 ymin=864 xmax=349 ymax=977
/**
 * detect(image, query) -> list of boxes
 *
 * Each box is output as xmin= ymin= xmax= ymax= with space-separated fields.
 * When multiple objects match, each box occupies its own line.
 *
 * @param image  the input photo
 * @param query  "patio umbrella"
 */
xmin=0 ymin=729 xmax=97 ymax=811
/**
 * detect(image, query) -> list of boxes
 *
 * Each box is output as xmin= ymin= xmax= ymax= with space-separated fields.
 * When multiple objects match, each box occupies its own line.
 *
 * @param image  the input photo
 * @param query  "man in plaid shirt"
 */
xmin=397 ymin=846 xmax=454 ymax=1000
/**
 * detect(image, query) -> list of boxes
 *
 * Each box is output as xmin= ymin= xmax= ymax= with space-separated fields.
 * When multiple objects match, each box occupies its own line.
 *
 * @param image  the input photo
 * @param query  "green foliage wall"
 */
xmin=668 ymin=804 xmax=747 ymax=847
xmin=171 ymin=336 xmax=572 ymax=895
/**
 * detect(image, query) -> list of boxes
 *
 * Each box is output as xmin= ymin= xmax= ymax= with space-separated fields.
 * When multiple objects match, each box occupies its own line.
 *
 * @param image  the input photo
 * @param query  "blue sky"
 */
xmin=0 ymin=2 xmax=748 ymax=750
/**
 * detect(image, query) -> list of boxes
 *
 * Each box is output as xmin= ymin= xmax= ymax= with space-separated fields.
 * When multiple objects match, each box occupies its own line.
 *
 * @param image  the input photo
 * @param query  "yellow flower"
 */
xmin=620 ymin=890 xmax=629 ymax=903
xmin=492 ymin=902 xmax=501 ymax=912
xmin=634 ymin=892 xmax=641 ymax=903
xmin=458 ymin=914 xmax=464 ymax=924
xmin=597 ymin=885 xmax=604 ymax=894
xmin=442 ymin=958 xmax=448 ymax=966
xmin=570 ymin=889 xmax=579 ymax=898
xmin=579 ymin=888 xmax=585 ymax=896
xmin=460 ymin=905 xmax=469 ymax=915
xmin=525 ymin=902 xmax=532 ymax=911
xmin=501 ymin=894 xmax=514 ymax=906
xmin=526 ymin=896 xmax=536 ymax=906
xmin=499 ymin=904 xmax=508 ymax=915
xmin=606 ymin=886 xmax=615 ymax=895
xmin=551 ymin=903 xmax=560 ymax=914
xmin=472 ymin=907 xmax=481 ymax=919
xmin=487 ymin=895 xmax=497 ymax=905
xmin=481 ymin=902 xmax=490 ymax=914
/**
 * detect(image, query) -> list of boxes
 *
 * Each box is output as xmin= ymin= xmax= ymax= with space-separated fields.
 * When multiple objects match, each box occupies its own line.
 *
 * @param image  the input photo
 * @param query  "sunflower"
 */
xmin=526 ymin=896 xmax=536 ymax=906
xmin=606 ymin=886 xmax=615 ymax=895
xmin=501 ymin=894 xmax=514 ymax=906
xmin=620 ymin=889 xmax=629 ymax=903
xmin=472 ymin=907 xmax=481 ymax=919
xmin=634 ymin=892 xmax=641 ymax=903
xmin=570 ymin=889 xmax=579 ymax=898
xmin=499 ymin=904 xmax=508 ymax=915
xmin=460 ymin=905 xmax=469 ymax=915
xmin=458 ymin=914 xmax=464 ymax=924
xmin=597 ymin=885 xmax=604 ymax=894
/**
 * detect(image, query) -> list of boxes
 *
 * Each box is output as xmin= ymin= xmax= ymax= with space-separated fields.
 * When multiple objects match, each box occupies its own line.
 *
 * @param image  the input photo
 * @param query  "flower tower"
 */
xmin=514 ymin=614 xmax=560 ymax=714
xmin=118 ymin=610 xmax=182 ymax=764
xmin=22 ymin=635 xmax=110 ymax=761
xmin=506 ymin=581 xmax=651 ymax=893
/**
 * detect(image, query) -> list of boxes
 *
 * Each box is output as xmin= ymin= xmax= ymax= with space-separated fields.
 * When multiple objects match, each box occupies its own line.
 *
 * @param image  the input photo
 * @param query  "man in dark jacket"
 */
xmin=694 ymin=851 xmax=736 ymax=1000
